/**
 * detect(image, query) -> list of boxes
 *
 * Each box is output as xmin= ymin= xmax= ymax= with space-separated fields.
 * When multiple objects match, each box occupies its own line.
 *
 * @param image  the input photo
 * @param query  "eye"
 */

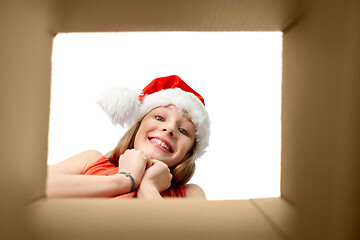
xmin=179 ymin=128 xmax=188 ymax=136
xmin=155 ymin=115 xmax=164 ymax=122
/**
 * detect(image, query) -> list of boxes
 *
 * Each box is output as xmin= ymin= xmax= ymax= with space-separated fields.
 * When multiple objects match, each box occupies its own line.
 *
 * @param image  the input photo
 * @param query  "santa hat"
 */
xmin=97 ymin=75 xmax=210 ymax=159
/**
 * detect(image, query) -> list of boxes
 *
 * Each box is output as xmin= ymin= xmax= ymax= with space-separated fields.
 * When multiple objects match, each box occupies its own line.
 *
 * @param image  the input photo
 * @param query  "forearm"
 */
xmin=46 ymin=173 xmax=133 ymax=198
xmin=136 ymin=184 xmax=162 ymax=199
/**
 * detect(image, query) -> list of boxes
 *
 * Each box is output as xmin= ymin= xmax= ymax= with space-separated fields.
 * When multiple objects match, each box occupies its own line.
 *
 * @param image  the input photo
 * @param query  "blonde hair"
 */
xmin=108 ymin=121 xmax=198 ymax=186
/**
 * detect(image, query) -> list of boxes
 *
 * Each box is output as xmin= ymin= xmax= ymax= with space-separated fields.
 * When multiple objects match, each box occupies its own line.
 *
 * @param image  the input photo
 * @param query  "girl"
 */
xmin=46 ymin=75 xmax=210 ymax=199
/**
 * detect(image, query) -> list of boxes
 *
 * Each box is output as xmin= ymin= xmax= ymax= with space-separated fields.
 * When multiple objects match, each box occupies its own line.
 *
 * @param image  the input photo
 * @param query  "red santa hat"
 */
xmin=97 ymin=75 xmax=210 ymax=159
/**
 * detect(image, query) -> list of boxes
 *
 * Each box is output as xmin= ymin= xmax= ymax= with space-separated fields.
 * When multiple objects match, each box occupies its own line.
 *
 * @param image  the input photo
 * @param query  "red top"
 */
xmin=82 ymin=155 xmax=186 ymax=198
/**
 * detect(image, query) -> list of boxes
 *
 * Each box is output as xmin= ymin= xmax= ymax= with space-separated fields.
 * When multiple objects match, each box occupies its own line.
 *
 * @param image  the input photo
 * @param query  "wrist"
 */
xmin=111 ymin=174 xmax=133 ymax=193
xmin=118 ymin=172 xmax=135 ymax=192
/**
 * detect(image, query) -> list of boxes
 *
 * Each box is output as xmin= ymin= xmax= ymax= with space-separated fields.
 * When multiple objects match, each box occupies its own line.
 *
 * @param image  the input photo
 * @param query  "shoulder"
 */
xmin=78 ymin=150 xmax=104 ymax=160
xmin=185 ymin=184 xmax=206 ymax=199
xmin=68 ymin=150 xmax=104 ymax=167
xmin=48 ymin=150 xmax=104 ymax=175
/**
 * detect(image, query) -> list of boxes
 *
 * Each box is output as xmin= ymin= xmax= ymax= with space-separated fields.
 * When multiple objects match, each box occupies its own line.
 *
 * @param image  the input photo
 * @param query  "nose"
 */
xmin=163 ymin=128 xmax=173 ymax=137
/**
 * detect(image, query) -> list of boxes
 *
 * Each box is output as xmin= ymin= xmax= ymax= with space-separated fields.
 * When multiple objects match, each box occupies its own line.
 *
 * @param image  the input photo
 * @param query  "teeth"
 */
xmin=151 ymin=138 xmax=171 ymax=151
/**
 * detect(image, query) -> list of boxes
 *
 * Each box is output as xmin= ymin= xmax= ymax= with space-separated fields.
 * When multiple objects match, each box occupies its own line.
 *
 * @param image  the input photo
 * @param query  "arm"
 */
xmin=136 ymin=161 xmax=206 ymax=199
xmin=46 ymin=171 xmax=133 ymax=198
xmin=136 ymin=184 xmax=163 ymax=199
xmin=137 ymin=183 xmax=207 ymax=199
xmin=46 ymin=150 xmax=141 ymax=198
xmin=136 ymin=160 xmax=172 ymax=199
xmin=185 ymin=184 xmax=206 ymax=199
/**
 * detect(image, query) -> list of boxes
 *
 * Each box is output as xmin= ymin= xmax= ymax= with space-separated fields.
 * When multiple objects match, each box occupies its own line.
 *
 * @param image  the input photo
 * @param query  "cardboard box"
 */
xmin=0 ymin=0 xmax=359 ymax=239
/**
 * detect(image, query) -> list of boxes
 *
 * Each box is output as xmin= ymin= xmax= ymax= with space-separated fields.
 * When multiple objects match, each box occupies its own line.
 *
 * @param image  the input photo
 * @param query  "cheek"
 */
xmin=186 ymin=141 xmax=194 ymax=153
xmin=180 ymin=139 xmax=195 ymax=155
xmin=133 ymin=129 xmax=145 ymax=148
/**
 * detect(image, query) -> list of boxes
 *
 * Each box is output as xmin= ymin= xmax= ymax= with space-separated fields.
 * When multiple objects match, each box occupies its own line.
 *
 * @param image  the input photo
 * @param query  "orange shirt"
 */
xmin=82 ymin=155 xmax=186 ymax=198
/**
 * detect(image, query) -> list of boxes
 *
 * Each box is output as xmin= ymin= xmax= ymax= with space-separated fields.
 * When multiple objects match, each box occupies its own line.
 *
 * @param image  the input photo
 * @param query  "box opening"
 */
xmin=48 ymin=32 xmax=282 ymax=200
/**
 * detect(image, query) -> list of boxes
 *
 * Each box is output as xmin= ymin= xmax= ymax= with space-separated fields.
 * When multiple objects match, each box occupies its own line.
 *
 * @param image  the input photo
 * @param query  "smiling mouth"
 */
xmin=148 ymin=137 xmax=173 ymax=153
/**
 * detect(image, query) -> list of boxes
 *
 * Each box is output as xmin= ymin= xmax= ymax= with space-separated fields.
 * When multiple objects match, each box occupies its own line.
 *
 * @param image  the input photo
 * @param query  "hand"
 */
xmin=138 ymin=160 xmax=172 ymax=194
xmin=118 ymin=149 xmax=152 ymax=188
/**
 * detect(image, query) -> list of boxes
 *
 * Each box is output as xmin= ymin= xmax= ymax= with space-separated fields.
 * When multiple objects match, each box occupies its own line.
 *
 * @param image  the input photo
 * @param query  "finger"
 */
xmin=150 ymin=159 xmax=160 ymax=164
xmin=151 ymin=159 xmax=169 ymax=165
xmin=150 ymin=160 xmax=169 ymax=170
xmin=145 ymin=158 xmax=155 ymax=169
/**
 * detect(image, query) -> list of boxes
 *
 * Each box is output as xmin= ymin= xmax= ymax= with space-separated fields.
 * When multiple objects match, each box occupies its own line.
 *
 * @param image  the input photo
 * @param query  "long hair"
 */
xmin=108 ymin=121 xmax=197 ymax=186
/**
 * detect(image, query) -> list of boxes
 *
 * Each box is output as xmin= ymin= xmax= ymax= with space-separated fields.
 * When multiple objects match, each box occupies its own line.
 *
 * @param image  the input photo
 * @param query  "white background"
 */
xmin=48 ymin=32 xmax=282 ymax=200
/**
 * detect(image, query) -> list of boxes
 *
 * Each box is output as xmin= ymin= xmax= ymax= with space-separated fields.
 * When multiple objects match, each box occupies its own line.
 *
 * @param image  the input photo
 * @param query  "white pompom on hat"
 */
xmin=97 ymin=75 xmax=210 ymax=159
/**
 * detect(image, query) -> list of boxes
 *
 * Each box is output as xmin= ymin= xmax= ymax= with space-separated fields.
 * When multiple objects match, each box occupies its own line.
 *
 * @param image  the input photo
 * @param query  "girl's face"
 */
xmin=134 ymin=105 xmax=196 ymax=168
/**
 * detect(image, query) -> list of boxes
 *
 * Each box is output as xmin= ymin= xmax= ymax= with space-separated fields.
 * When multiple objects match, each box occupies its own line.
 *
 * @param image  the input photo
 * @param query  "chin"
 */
xmin=145 ymin=150 xmax=167 ymax=161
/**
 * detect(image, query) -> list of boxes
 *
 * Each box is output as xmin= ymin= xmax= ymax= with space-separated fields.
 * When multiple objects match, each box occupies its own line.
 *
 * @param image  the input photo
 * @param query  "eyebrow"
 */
xmin=177 ymin=109 xmax=192 ymax=122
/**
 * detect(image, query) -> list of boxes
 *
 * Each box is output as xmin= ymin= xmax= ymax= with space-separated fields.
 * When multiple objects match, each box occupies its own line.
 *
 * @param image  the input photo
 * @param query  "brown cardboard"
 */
xmin=281 ymin=0 xmax=360 ymax=239
xmin=1 ymin=0 xmax=359 ymax=239
xmin=25 ymin=199 xmax=284 ymax=240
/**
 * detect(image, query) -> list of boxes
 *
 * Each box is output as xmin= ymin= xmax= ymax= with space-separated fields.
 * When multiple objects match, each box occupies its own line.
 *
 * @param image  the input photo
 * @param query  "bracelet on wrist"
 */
xmin=118 ymin=172 xmax=135 ymax=192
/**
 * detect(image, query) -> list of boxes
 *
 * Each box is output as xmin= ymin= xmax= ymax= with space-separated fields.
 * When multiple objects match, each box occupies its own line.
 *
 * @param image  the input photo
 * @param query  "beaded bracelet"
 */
xmin=118 ymin=172 xmax=135 ymax=192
